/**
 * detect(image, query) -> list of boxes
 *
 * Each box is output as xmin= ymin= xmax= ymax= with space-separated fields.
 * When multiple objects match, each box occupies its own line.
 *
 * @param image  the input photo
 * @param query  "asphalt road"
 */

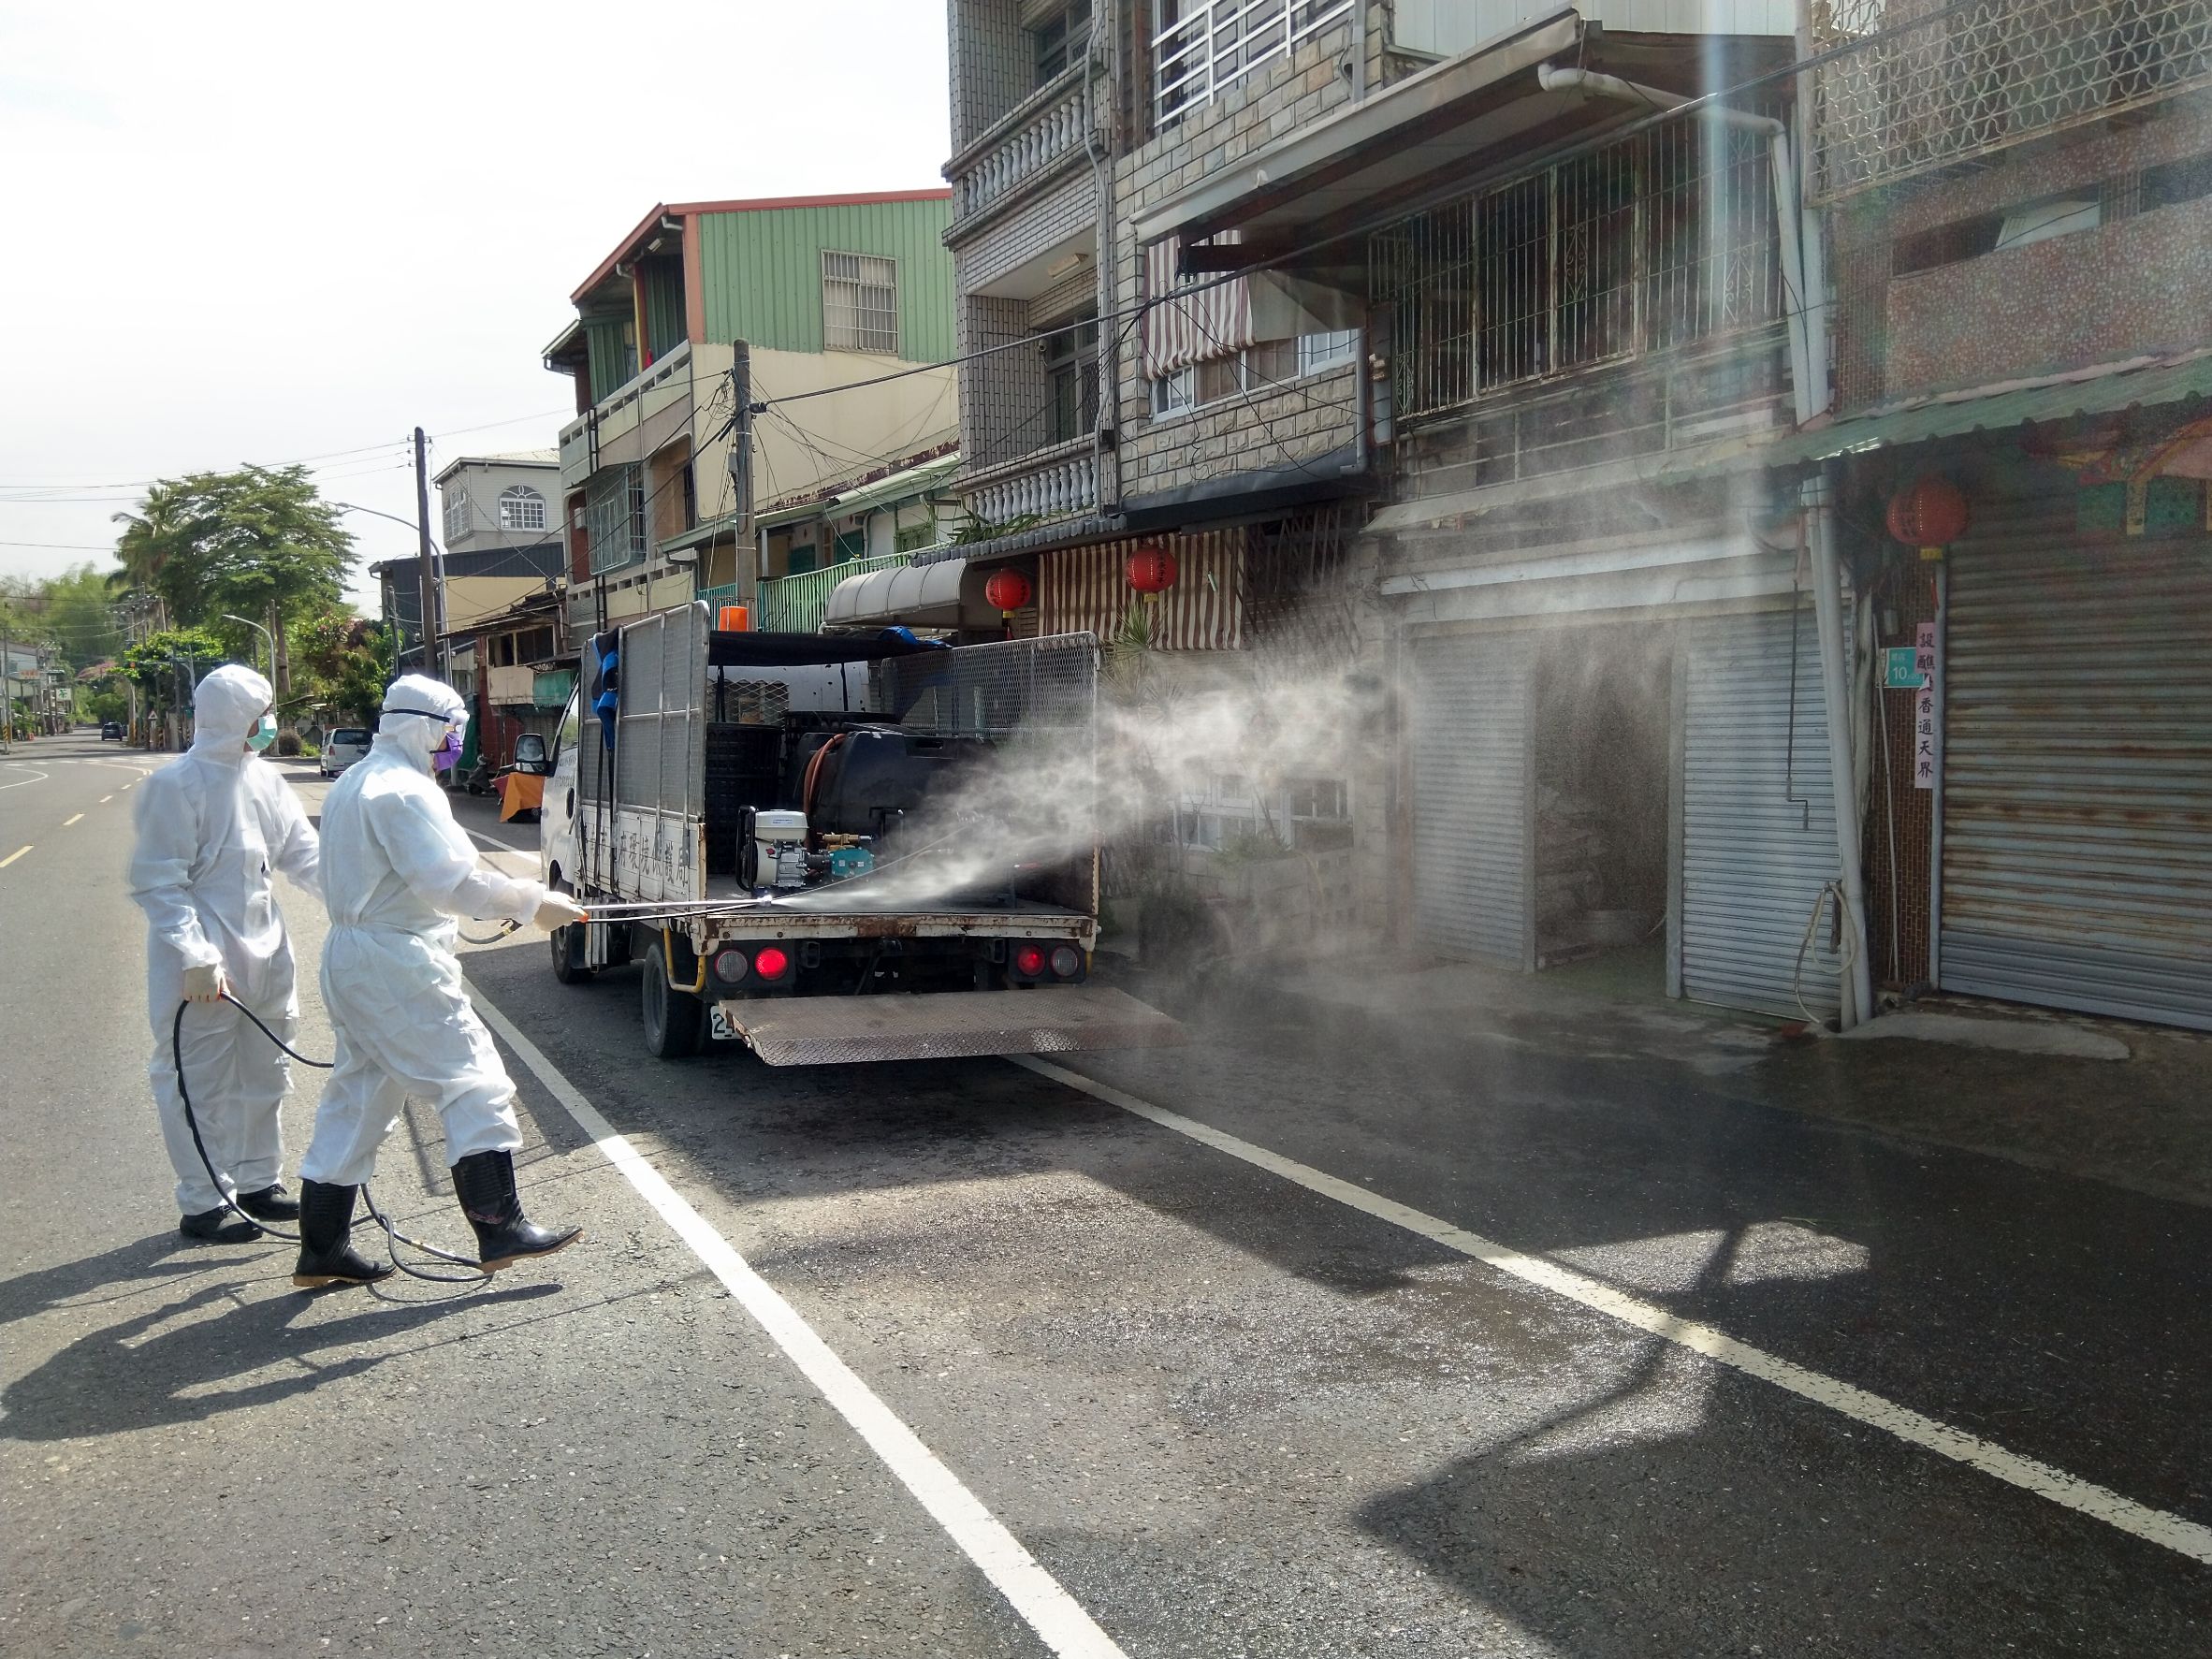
xmin=3 ymin=731 xmax=2206 ymax=1657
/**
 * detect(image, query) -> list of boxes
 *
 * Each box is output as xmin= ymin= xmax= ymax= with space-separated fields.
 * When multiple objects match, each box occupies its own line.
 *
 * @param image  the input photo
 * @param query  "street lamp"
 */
xmin=221 ymin=614 xmax=275 ymax=681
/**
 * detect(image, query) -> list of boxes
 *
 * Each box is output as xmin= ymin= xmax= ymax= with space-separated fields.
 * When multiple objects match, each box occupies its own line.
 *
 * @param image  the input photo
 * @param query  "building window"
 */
xmin=499 ymin=486 xmax=547 ymax=532
xmin=1154 ymin=1 xmax=1354 ymax=130
xmin=1149 ymin=332 xmax=1359 ymax=417
xmin=443 ymin=489 xmax=470 ymax=544
xmin=822 ymin=252 xmax=899 ymax=354
xmin=1046 ymin=313 xmax=1101 ymax=445
xmin=1033 ymin=0 xmax=1091 ymax=85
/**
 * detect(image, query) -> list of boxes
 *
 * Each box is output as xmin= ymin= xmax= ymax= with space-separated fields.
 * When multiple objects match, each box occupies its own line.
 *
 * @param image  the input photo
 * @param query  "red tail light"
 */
xmin=1013 ymin=945 xmax=1046 ymax=978
xmin=753 ymin=946 xmax=791 ymax=980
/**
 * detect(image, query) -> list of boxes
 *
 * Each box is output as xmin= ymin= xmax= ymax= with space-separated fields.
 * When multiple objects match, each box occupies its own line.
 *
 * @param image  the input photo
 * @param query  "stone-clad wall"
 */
xmin=1829 ymin=95 xmax=2212 ymax=408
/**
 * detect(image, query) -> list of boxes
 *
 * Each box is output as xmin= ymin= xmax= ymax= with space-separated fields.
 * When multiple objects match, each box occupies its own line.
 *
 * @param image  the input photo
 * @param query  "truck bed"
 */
xmin=688 ymin=885 xmax=1095 ymax=943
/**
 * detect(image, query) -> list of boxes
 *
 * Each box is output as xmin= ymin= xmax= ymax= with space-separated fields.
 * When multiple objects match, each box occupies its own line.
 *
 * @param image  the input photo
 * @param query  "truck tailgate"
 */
xmin=716 ymin=986 xmax=1186 ymax=1066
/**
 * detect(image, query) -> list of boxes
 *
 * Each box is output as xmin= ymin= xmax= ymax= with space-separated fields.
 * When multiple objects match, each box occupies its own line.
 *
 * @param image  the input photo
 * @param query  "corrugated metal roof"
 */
xmin=1770 ymin=350 xmax=2212 ymax=465
xmin=828 ymin=453 xmax=963 ymax=517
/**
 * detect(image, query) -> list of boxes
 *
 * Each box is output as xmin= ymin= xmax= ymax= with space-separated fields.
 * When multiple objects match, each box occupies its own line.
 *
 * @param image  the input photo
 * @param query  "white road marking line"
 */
xmin=0 ymin=767 xmax=50 ymax=791
xmin=1012 ymin=1055 xmax=2212 ymax=1567
xmin=61 ymin=813 xmax=82 ymax=826
xmin=0 ymin=846 xmax=31 ymax=869
xmin=470 ymin=993 xmax=1128 ymax=1659
xmin=465 ymin=825 xmax=535 ymax=858
xmin=99 ymin=795 xmax=113 ymax=804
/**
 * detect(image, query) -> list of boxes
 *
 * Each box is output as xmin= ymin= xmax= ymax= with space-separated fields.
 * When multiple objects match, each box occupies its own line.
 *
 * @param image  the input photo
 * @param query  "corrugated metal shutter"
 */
xmin=1941 ymin=539 xmax=2212 ymax=1030
xmin=1410 ymin=635 xmax=1530 ymax=966
xmin=1681 ymin=609 xmax=1846 ymax=1018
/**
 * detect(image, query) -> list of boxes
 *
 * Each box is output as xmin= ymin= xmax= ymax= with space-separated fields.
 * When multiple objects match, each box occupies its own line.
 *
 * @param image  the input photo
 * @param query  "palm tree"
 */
xmin=109 ymin=483 xmax=186 ymax=633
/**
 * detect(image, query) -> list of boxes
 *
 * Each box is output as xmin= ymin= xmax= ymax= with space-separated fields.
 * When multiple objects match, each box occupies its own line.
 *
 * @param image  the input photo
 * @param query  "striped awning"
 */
xmin=1142 ymin=237 xmax=1253 ymax=380
xmin=1039 ymin=531 xmax=1244 ymax=651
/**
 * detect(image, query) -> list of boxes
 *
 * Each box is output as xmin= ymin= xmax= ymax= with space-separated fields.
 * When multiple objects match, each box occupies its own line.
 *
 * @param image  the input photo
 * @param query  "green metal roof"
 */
xmin=1769 ymin=351 xmax=2212 ymax=466
xmin=827 ymin=453 xmax=962 ymax=517
xmin=660 ymin=514 xmax=738 ymax=556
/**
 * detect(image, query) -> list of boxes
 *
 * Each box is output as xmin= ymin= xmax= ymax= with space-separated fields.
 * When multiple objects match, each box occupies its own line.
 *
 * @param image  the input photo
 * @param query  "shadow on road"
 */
xmin=2 ymin=1264 xmax=560 ymax=1441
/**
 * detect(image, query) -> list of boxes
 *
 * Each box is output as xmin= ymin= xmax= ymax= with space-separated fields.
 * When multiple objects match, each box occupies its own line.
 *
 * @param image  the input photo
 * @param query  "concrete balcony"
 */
xmin=557 ymin=341 xmax=695 ymax=488
xmin=960 ymin=438 xmax=1098 ymax=529
xmin=946 ymin=65 xmax=1099 ymax=240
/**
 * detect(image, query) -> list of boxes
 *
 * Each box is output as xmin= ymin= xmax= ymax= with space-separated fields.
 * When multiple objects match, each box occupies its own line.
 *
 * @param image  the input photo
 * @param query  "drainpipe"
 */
xmin=1084 ymin=2 xmax=1119 ymax=516
xmin=1535 ymin=60 xmax=1874 ymax=1026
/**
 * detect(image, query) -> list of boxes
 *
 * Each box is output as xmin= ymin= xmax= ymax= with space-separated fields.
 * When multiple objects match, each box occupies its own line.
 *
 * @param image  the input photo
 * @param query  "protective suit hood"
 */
xmin=379 ymin=675 xmax=469 ymax=769
xmin=188 ymin=664 xmax=273 ymax=761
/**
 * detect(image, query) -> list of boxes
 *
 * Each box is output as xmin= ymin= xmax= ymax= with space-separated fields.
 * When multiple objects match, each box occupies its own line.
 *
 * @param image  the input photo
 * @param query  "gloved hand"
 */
xmin=182 ymin=964 xmax=229 ymax=1004
xmin=532 ymin=894 xmax=588 ymax=932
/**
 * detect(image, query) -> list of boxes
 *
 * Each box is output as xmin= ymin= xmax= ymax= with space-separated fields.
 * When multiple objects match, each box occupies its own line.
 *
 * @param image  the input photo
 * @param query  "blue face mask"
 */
xmin=246 ymin=712 xmax=278 ymax=752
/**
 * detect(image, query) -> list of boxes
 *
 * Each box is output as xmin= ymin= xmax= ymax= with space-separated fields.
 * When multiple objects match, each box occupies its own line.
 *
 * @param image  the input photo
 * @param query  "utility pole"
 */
xmin=730 ymin=342 xmax=754 ymax=587
xmin=413 ymin=425 xmax=441 ymax=674
xmin=1 ymin=614 xmax=12 ymax=753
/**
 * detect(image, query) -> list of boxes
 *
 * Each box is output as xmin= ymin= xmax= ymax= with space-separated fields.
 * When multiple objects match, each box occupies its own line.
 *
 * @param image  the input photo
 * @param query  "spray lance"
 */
xmin=170 ymin=997 xmax=489 ymax=1284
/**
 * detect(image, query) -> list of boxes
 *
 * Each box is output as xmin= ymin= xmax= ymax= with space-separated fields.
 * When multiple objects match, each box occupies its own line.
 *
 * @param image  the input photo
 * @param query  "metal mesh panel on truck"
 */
xmin=871 ymin=633 xmax=1098 ymax=739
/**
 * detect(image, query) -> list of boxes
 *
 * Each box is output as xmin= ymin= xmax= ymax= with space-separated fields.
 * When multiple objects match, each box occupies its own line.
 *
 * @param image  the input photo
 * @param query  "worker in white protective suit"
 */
xmin=127 ymin=663 xmax=319 ymax=1243
xmin=292 ymin=675 xmax=588 ymax=1288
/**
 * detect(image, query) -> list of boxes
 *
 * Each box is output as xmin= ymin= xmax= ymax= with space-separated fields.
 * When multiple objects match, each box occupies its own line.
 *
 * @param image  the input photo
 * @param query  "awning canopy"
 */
xmin=824 ymin=557 xmax=969 ymax=629
xmin=1131 ymin=9 xmax=1787 ymax=282
xmin=828 ymin=452 xmax=962 ymax=520
xmin=1760 ymin=350 xmax=2212 ymax=467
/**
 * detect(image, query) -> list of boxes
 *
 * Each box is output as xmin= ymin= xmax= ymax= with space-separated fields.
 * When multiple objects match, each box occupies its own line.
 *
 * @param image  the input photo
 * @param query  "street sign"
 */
xmin=1883 ymin=647 xmax=1924 ymax=689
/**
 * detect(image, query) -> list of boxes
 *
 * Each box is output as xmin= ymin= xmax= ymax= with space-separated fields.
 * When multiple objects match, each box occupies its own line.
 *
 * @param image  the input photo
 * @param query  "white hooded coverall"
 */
xmin=299 ymin=676 xmax=548 ymax=1188
xmin=127 ymin=663 xmax=320 ymax=1213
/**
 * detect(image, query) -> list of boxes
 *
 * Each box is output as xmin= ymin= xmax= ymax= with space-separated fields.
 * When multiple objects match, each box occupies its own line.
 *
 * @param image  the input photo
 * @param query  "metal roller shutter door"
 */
xmin=1411 ymin=635 xmax=1531 ymax=967
xmin=1941 ymin=541 xmax=2212 ymax=1029
xmin=1681 ymin=609 xmax=1847 ymax=1018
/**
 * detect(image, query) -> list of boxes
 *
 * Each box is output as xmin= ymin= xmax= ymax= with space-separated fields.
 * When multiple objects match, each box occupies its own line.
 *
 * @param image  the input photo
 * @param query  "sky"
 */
xmin=0 ymin=0 xmax=952 ymax=611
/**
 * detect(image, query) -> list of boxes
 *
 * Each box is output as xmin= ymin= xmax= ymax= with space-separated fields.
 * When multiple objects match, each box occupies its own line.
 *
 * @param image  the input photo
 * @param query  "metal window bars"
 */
xmin=822 ymin=251 xmax=901 ymax=354
xmin=1369 ymin=112 xmax=1784 ymax=426
xmin=1809 ymin=0 xmax=2212 ymax=204
xmin=1153 ymin=0 xmax=1354 ymax=128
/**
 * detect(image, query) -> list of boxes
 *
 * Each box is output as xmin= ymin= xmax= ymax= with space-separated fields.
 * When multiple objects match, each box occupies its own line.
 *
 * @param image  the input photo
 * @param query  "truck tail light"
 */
xmin=1049 ymin=945 xmax=1082 ymax=980
xmin=752 ymin=946 xmax=791 ymax=981
xmin=1013 ymin=945 xmax=1047 ymax=979
xmin=712 ymin=948 xmax=748 ymax=983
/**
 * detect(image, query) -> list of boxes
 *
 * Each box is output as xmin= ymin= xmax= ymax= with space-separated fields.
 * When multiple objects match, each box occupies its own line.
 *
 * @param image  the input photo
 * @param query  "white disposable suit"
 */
xmin=299 ymin=676 xmax=548 ymax=1188
xmin=127 ymin=663 xmax=320 ymax=1214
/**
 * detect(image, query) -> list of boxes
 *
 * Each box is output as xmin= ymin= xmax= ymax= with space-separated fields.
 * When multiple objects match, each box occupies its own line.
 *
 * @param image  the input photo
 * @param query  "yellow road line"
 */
xmin=0 ymin=846 xmax=30 ymax=869
xmin=62 ymin=813 xmax=82 ymax=826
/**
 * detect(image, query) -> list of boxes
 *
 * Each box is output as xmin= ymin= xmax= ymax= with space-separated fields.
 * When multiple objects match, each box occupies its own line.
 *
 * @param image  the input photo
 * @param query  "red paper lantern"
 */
xmin=1126 ymin=546 xmax=1179 ymax=594
xmin=1886 ymin=476 xmax=1969 ymax=547
xmin=982 ymin=568 xmax=1033 ymax=612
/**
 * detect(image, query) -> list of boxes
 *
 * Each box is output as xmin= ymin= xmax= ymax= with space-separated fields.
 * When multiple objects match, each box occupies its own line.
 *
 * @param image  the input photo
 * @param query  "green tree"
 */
xmin=287 ymin=605 xmax=393 ymax=723
xmin=122 ymin=465 xmax=356 ymax=699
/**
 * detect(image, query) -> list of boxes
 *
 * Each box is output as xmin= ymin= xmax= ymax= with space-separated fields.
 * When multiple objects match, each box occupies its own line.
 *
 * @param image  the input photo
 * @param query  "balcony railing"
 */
xmin=557 ymin=341 xmax=695 ymax=488
xmin=960 ymin=440 xmax=1098 ymax=528
xmin=759 ymin=549 xmax=917 ymax=634
xmin=948 ymin=66 xmax=1098 ymax=231
xmin=1153 ymin=0 xmax=1354 ymax=130
xmin=1810 ymin=0 xmax=2212 ymax=203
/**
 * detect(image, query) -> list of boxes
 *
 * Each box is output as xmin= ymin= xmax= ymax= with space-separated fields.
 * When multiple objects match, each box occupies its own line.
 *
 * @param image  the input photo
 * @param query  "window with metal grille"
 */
xmin=1045 ymin=313 xmax=1100 ymax=445
xmin=1371 ymin=116 xmax=1783 ymax=423
xmin=1153 ymin=0 xmax=1353 ymax=129
xmin=1810 ymin=0 xmax=2212 ymax=202
xmin=442 ymin=488 xmax=470 ymax=544
xmin=498 ymin=486 xmax=547 ymax=532
xmin=822 ymin=252 xmax=899 ymax=354
xmin=585 ymin=464 xmax=646 ymax=575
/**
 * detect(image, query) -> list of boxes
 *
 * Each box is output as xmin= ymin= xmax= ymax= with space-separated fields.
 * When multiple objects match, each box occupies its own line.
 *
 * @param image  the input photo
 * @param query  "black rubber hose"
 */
xmin=171 ymin=995 xmax=488 ymax=1282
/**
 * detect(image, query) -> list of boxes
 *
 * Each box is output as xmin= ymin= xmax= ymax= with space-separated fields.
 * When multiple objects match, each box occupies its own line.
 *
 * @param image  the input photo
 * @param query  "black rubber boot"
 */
xmin=291 ymin=1180 xmax=394 ymax=1289
xmin=180 ymin=1205 xmax=261 ymax=1244
xmin=236 ymin=1183 xmax=301 ymax=1222
xmin=452 ymin=1151 xmax=582 ymax=1272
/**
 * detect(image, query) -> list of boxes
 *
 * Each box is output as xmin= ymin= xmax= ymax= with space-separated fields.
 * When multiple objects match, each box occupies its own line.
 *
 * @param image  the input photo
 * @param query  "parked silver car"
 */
xmin=318 ymin=727 xmax=372 ymax=778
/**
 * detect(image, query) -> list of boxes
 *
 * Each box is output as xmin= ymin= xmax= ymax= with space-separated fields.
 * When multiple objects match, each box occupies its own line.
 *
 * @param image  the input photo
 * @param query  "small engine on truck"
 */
xmin=535 ymin=604 xmax=1183 ymax=1066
